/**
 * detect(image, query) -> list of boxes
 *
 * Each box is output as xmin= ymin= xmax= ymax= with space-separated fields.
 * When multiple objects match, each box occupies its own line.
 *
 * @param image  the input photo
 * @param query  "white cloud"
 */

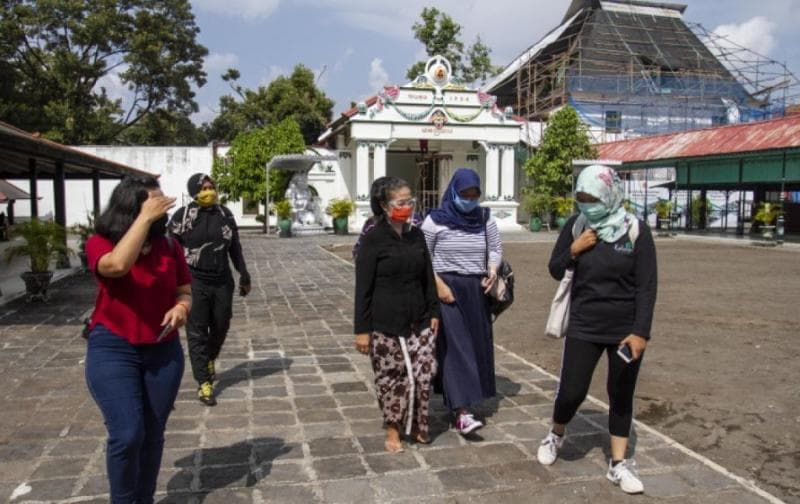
xmin=333 ymin=47 xmax=355 ymax=73
xmin=192 ymin=0 xmax=280 ymax=19
xmin=300 ymin=0 xmax=562 ymax=65
xmin=204 ymin=52 xmax=240 ymax=77
xmin=712 ymin=16 xmax=777 ymax=56
xmin=368 ymin=58 xmax=389 ymax=91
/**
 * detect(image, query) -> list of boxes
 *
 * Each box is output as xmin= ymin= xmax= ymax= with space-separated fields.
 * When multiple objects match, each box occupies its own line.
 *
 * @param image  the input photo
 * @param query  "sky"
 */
xmin=180 ymin=0 xmax=800 ymax=125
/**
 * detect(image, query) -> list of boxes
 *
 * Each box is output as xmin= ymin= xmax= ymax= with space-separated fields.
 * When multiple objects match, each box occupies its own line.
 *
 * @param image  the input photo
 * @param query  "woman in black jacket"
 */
xmin=354 ymin=177 xmax=439 ymax=453
xmin=537 ymin=165 xmax=657 ymax=495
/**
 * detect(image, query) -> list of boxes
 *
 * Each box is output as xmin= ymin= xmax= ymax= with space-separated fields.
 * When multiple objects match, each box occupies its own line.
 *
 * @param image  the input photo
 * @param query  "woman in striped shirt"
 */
xmin=421 ymin=168 xmax=502 ymax=435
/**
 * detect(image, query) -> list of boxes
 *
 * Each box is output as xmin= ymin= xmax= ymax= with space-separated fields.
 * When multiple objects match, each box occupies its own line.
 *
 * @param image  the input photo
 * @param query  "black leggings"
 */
xmin=553 ymin=337 xmax=643 ymax=437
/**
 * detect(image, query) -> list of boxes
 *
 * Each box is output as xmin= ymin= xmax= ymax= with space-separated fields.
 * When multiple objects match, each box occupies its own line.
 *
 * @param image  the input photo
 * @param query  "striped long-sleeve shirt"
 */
xmin=420 ymin=215 xmax=502 ymax=275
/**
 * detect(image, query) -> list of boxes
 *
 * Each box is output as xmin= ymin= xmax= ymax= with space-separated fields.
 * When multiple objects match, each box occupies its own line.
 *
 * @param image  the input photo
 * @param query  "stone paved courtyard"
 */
xmin=0 ymin=234 xmax=784 ymax=503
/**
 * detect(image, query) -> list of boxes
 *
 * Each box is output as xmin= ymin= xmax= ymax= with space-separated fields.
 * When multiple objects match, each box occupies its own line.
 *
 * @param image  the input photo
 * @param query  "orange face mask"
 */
xmin=388 ymin=206 xmax=413 ymax=223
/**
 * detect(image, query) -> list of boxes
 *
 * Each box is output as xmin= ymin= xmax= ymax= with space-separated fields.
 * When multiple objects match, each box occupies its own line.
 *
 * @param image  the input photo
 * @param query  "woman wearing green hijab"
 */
xmin=537 ymin=165 xmax=658 ymax=495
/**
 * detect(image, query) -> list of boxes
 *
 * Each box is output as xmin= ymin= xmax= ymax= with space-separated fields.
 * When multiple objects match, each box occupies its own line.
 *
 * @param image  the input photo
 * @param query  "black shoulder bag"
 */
xmin=484 ymin=213 xmax=514 ymax=322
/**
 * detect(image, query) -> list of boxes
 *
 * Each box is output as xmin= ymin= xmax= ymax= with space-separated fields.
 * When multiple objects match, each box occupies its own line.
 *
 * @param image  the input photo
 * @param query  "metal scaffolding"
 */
xmin=505 ymin=5 xmax=800 ymax=138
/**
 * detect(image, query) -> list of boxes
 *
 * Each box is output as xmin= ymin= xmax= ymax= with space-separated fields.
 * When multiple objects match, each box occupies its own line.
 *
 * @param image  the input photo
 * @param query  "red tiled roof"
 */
xmin=597 ymin=115 xmax=800 ymax=164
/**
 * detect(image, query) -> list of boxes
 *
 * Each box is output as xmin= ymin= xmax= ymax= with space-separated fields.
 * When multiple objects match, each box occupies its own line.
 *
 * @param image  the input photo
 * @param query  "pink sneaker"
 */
xmin=455 ymin=412 xmax=484 ymax=435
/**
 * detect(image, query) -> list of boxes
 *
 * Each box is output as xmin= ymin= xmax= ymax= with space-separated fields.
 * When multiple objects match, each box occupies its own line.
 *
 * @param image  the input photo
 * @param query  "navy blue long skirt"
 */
xmin=435 ymin=272 xmax=496 ymax=411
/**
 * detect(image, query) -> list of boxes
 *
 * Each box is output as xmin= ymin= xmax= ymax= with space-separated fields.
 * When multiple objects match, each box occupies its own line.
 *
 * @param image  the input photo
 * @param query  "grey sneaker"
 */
xmin=537 ymin=431 xmax=563 ymax=465
xmin=606 ymin=459 xmax=644 ymax=494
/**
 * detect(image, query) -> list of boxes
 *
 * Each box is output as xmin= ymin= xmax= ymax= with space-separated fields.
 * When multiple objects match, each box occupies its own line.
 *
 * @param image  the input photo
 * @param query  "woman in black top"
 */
xmin=537 ymin=165 xmax=657 ymax=495
xmin=168 ymin=173 xmax=251 ymax=406
xmin=354 ymin=177 xmax=440 ymax=453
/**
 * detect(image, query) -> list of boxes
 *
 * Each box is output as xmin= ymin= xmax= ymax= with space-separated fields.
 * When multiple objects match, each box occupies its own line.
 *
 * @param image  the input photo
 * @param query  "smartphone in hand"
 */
xmin=616 ymin=344 xmax=633 ymax=364
xmin=157 ymin=324 xmax=173 ymax=342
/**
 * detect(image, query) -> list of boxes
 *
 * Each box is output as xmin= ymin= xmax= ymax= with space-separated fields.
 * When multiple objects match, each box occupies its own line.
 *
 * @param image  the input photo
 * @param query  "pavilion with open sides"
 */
xmin=0 ymin=120 xmax=158 ymax=267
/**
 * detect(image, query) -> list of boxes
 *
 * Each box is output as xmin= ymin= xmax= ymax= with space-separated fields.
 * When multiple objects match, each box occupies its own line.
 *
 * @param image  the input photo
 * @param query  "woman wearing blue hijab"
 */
xmin=421 ymin=168 xmax=503 ymax=436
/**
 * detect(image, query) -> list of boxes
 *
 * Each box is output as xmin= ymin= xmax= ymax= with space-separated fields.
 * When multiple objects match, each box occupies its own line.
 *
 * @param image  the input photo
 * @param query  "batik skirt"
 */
xmin=369 ymin=327 xmax=437 ymax=436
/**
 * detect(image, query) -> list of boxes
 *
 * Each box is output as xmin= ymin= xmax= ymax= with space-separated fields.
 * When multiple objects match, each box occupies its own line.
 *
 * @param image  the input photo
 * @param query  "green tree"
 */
xmin=524 ymin=106 xmax=597 ymax=198
xmin=212 ymin=118 xmax=306 ymax=206
xmin=204 ymin=65 xmax=334 ymax=145
xmin=406 ymin=7 xmax=501 ymax=84
xmin=117 ymin=110 xmax=208 ymax=146
xmin=0 ymin=0 xmax=207 ymax=144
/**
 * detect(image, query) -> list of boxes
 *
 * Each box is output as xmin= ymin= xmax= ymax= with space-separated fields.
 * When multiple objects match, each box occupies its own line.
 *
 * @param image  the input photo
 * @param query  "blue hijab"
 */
xmin=429 ymin=168 xmax=487 ymax=233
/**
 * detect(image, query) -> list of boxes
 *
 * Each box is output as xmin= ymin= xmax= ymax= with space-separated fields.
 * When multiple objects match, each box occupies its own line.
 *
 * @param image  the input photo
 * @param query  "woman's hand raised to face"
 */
xmin=140 ymin=194 xmax=176 ymax=223
xmin=570 ymin=229 xmax=597 ymax=259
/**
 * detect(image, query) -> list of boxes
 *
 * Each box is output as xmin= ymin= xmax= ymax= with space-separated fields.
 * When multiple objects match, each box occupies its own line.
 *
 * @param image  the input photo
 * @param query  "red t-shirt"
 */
xmin=86 ymin=235 xmax=192 ymax=345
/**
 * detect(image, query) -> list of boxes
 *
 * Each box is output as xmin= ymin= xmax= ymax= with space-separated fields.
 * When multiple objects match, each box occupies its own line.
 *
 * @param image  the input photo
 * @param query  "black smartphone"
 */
xmin=616 ymin=344 xmax=633 ymax=364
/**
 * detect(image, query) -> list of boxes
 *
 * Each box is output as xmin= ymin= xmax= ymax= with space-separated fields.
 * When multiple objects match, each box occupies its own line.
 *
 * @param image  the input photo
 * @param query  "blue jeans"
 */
xmin=85 ymin=325 xmax=184 ymax=503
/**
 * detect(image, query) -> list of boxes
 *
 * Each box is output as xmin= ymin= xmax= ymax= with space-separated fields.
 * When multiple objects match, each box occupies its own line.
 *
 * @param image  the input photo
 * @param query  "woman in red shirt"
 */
xmin=85 ymin=176 xmax=192 ymax=503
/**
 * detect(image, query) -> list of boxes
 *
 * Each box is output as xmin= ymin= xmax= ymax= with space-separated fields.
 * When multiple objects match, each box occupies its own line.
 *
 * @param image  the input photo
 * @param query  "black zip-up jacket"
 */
xmin=549 ymin=214 xmax=657 ymax=343
xmin=354 ymin=219 xmax=439 ymax=337
xmin=168 ymin=203 xmax=250 ymax=286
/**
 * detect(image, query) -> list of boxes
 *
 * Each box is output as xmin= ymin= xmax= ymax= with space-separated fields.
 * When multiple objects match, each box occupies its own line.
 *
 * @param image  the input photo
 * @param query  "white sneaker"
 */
xmin=536 ymin=431 xmax=563 ymax=465
xmin=606 ymin=459 xmax=644 ymax=494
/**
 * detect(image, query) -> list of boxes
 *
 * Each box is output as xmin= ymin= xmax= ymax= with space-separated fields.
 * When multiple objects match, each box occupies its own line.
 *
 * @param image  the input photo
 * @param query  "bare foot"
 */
xmin=385 ymin=424 xmax=404 ymax=453
xmin=412 ymin=431 xmax=431 ymax=444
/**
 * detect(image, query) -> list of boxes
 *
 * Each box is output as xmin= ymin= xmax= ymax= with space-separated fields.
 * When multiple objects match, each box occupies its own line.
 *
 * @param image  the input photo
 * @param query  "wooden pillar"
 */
xmin=7 ymin=201 xmax=14 ymax=225
xmin=54 ymin=160 xmax=70 ymax=268
xmin=28 ymin=158 xmax=38 ymax=218
xmin=92 ymin=170 xmax=101 ymax=218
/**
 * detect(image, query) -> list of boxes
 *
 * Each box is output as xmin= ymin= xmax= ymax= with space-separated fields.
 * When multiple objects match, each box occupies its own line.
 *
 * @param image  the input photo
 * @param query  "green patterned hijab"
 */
xmin=575 ymin=165 xmax=635 ymax=243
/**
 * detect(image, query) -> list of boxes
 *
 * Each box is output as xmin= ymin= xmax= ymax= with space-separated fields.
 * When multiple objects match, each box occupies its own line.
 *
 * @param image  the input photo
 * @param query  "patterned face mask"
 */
xmin=196 ymin=189 xmax=218 ymax=207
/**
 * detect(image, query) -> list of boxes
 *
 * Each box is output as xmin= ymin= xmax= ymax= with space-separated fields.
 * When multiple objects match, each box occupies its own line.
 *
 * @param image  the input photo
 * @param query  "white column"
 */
xmin=500 ymin=145 xmax=515 ymax=199
xmin=485 ymin=144 xmax=500 ymax=199
xmin=356 ymin=141 xmax=370 ymax=200
xmin=373 ymin=142 xmax=387 ymax=180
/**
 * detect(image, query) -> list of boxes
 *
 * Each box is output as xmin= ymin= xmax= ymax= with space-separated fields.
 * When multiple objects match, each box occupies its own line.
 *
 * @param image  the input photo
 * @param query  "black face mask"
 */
xmin=148 ymin=215 xmax=168 ymax=240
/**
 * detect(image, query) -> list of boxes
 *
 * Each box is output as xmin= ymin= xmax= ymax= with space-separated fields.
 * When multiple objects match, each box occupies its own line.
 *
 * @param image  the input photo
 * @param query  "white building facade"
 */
xmin=319 ymin=56 xmax=525 ymax=231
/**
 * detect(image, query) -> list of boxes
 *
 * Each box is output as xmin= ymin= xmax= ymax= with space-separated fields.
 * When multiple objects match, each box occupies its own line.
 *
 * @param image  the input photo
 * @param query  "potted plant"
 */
xmin=753 ymin=202 xmax=781 ymax=240
xmin=522 ymin=191 xmax=551 ymax=232
xmin=654 ymin=199 xmax=672 ymax=234
xmin=273 ymin=200 xmax=293 ymax=237
xmin=552 ymin=196 xmax=575 ymax=229
xmin=5 ymin=220 xmax=71 ymax=302
xmin=325 ymin=198 xmax=355 ymax=235
xmin=70 ymin=213 xmax=95 ymax=269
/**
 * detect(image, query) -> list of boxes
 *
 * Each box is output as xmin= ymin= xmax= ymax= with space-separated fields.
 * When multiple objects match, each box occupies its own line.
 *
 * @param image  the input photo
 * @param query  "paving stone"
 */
xmin=252 ymin=442 xmax=304 ymax=463
xmin=436 ymin=466 xmax=499 ymax=492
xmin=297 ymin=408 xmax=345 ymax=424
xmin=640 ymin=471 xmax=696 ymax=498
xmin=257 ymin=483 xmax=321 ymax=503
xmin=319 ymin=478 xmax=376 ymax=503
xmin=251 ymin=412 xmax=297 ymax=427
xmin=372 ymin=472 xmax=445 ymax=499
xmin=15 ymin=478 xmax=79 ymax=500
xmin=331 ymin=381 xmax=369 ymax=393
xmin=365 ymin=451 xmax=421 ymax=473
xmin=31 ymin=456 xmax=91 ymax=479
xmin=312 ymin=454 xmax=368 ymax=480
xmin=294 ymin=395 xmax=337 ymax=410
